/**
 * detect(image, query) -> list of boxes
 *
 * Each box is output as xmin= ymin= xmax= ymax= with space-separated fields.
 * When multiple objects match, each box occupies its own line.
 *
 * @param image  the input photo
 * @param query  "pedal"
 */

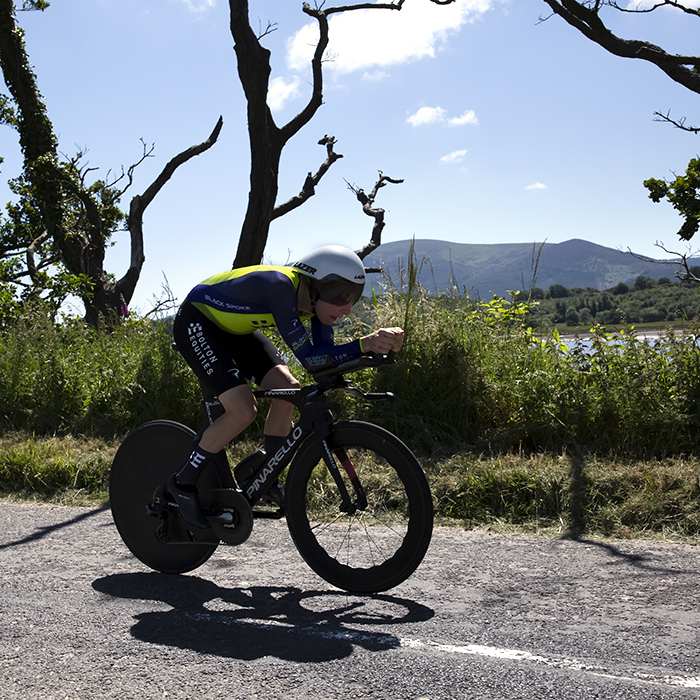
xmin=146 ymin=485 xmax=168 ymax=519
xmin=147 ymin=484 xmax=219 ymax=545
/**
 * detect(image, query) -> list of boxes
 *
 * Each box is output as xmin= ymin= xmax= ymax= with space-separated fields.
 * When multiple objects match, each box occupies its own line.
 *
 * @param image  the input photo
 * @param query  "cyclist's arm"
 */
xmin=269 ymin=288 xmax=364 ymax=373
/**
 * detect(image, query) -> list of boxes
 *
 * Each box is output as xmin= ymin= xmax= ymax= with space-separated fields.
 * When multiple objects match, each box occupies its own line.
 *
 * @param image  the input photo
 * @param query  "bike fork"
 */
xmin=320 ymin=441 xmax=368 ymax=514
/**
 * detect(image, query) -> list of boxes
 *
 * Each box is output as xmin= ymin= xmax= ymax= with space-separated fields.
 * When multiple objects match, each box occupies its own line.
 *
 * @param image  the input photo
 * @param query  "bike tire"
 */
xmin=285 ymin=421 xmax=433 ymax=594
xmin=109 ymin=420 xmax=222 ymax=574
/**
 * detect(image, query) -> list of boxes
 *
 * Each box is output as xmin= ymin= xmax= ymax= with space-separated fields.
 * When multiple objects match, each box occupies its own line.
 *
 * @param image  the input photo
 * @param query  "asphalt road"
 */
xmin=0 ymin=502 xmax=698 ymax=700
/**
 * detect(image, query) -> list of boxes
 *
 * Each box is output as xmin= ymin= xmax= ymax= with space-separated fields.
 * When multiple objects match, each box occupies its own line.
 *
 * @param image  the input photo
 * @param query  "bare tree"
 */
xmin=629 ymin=240 xmax=700 ymax=283
xmin=347 ymin=172 xmax=405 ymax=260
xmin=541 ymin=1 xmax=700 ymax=127
xmin=229 ymin=0 xmax=454 ymax=268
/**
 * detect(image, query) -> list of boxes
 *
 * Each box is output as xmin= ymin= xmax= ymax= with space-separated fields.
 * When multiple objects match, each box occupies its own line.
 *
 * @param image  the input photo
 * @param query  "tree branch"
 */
xmin=610 ymin=1 xmax=700 ymax=18
xmin=541 ymin=0 xmax=700 ymax=94
xmin=653 ymin=110 xmax=700 ymax=134
xmin=281 ymin=1 xmax=411 ymax=142
xmin=271 ymin=134 xmax=344 ymax=220
xmin=118 ymin=116 xmax=223 ymax=303
xmin=25 ymin=229 xmax=49 ymax=293
xmin=139 ymin=116 xmax=223 ymax=210
xmin=629 ymin=241 xmax=700 ymax=283
xmin=347 ymin=171 xmax=404 ymax=260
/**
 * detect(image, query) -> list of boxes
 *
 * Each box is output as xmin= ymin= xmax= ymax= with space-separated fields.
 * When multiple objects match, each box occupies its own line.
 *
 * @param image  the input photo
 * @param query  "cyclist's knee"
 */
xmin=235 ymin=401 xmax=258 ymax=428
xmin=218 ymin=385 xmax=257 ymax=427
xmin=262 ymin=364 xmax=299 ymax=391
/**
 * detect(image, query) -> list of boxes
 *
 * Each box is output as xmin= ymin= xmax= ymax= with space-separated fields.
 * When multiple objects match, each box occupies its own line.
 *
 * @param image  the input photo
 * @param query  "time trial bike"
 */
xmin=109 ymin=353 xmax=433 ymax=594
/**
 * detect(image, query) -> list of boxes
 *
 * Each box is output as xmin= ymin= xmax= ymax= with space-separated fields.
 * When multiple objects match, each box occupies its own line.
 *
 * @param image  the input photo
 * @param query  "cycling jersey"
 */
xmin=185 ymin=265 xmax=363 ymax=372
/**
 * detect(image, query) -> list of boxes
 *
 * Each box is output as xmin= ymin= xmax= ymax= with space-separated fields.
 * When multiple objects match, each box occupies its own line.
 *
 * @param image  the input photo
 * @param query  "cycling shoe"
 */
xmin=263 ymin=482 xmax=285 ymax=509
xmin=166 ymin=475 xmax=210 ymax=530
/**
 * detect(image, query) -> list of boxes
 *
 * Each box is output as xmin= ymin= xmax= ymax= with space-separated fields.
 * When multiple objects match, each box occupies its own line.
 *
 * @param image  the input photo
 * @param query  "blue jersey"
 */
xmin=186 ymin=265 xmax=363 ymax=372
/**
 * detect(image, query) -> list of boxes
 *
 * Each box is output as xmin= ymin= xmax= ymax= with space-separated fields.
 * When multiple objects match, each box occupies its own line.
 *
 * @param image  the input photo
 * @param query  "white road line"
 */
xmin=189 ymin=612 xmax=700 ymax=690
xmin=398 ymin=638 xmax=700 ymax=690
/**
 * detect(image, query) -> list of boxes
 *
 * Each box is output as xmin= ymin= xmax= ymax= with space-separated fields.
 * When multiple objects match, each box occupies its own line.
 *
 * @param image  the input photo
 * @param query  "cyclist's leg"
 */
xmin=172 ymin=312 xmax=286 ymax=470
xmin=170 ymin=303 xmax=255 ymax=526
xmin=259 ymin=358 xmax=300 ymax=449
xmin=197 ymin=384 xmax=257 ymax=454
xmin=238 ymin=332 xmax=299 ymax=508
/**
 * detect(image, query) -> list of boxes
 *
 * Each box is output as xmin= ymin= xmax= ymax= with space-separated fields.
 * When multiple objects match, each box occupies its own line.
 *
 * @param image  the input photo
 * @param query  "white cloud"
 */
xmin=448 ymin=109 xmax=479 ymax=127
xmin=440 ymin=149 xmax=468 ymax=164
xmin=407 ymin=105 xmax=478 ymax=127
xmin=362 ymin=70 xmax=391 ymax=82
xmin=267 ymin=76 xmax=302 ymax=112
xmin=408 ymin=106 xmax=448 ymax=127
xmin=287 ymin=0 xmax=494 ymax=75
xmin=180 ymin=0 xmax=216 ymax=12
xmin=525 ymin=182 xmax=548 ymax=191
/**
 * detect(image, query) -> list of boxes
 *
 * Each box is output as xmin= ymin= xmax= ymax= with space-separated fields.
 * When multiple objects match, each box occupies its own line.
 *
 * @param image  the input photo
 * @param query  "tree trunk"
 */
xmin=230 ymin=0 xmax=283 ymax=268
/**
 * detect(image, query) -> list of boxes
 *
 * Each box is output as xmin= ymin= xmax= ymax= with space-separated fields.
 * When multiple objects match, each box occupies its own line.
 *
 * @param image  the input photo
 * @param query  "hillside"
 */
xmin=362 ymin=238 xmax=700 ymax=298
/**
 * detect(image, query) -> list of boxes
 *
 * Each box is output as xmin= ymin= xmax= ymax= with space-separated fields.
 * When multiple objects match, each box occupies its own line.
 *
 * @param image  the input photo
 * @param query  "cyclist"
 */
xmin=168 ymin=244 xmax=404 ymax=529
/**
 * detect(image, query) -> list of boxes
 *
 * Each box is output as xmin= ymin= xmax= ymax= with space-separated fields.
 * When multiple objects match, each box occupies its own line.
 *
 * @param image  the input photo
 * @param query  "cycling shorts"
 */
xmin=172 ymin=301 xmax=284 ymax=400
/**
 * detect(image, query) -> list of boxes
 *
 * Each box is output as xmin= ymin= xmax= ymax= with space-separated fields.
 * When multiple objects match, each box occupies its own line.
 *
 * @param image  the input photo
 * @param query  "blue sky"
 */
xmin=1 ymin=0 xmax=699 ymax=313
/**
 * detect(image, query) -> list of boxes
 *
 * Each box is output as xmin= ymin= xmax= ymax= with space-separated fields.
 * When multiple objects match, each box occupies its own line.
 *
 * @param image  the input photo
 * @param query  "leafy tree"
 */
xmin=0 ymin=0 xmax=221 ymax=324
xmin=633 ymin=275 xmax=656 ymax=291
xmin=578 ymin=306 xmax=592 ymax=326
xmin=644 ymin=157 xmax=700 ymax=242
xmin=565 ymin=305 xmax=580 ymax=326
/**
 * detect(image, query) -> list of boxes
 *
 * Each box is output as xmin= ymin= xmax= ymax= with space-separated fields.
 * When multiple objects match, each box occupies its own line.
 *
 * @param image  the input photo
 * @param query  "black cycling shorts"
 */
xmin=172 ymin=301 xmax=285 ymax=400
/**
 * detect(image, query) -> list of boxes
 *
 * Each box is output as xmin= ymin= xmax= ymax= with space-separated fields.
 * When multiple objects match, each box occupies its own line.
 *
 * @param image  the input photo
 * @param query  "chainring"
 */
xmin=201 ymin=488 xmax=254 ymax=546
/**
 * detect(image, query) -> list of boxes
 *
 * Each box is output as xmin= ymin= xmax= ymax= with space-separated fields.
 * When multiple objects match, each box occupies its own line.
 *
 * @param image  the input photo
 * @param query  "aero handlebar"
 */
xmin=311 ymin=351 xmax=396 ymax=379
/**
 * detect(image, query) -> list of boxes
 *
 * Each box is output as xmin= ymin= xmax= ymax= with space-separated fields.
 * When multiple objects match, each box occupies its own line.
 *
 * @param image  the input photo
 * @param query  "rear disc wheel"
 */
xmin=109 ymin=420 xmax=223 ymax=573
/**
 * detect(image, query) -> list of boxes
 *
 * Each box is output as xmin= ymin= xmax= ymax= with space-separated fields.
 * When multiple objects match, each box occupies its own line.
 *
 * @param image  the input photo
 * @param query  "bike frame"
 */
xmin=212 ymin=378 xmax=394 ymax=512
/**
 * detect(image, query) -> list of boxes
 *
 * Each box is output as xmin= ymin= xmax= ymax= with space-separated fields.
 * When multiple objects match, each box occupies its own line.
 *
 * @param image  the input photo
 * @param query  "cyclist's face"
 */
xmin=315 ymin=299 xmax=352 ymax=325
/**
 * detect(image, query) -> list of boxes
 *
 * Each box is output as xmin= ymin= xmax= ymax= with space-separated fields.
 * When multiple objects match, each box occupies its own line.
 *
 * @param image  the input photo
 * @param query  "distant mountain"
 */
xmin=362 ymin=238 xmax=700 ymax=298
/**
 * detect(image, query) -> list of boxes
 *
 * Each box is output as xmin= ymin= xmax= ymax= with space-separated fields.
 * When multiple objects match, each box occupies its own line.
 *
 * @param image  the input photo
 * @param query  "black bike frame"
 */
xmin=242 ymin=384 xmax=350 ymax=509
xmin=223 ymin=381 xmax=392 ymax=512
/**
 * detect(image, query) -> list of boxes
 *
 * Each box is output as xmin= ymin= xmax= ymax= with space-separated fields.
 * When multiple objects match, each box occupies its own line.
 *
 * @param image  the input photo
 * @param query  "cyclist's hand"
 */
xmin=362 ymin=327 xmax=404 ymax=355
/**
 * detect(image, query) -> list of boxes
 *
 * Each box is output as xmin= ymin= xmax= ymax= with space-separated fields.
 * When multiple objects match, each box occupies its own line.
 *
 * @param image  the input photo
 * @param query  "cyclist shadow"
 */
xmin=92 ymin=572 xmax=434 ymax=662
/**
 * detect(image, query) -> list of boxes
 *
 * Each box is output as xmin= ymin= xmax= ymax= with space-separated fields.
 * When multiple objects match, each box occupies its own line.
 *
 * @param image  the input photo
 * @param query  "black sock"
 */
xmin=264 ymin=433 xmax=289 ymax=458
xmin=175 ymin=443 xmax=216 ymax=487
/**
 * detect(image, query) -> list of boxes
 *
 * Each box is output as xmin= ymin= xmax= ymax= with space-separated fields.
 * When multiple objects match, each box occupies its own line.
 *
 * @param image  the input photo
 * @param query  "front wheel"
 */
xmin=285 ymin=421 xmax=433 ymax=594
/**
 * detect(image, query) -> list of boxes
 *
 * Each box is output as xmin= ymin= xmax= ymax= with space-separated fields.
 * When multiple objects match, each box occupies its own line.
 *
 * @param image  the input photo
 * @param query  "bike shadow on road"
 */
xmin=92 ymin=572 xmax=434 ymax=662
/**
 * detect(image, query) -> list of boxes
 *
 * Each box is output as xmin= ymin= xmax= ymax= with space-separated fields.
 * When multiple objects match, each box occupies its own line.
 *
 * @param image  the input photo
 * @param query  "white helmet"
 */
xmin=292 ymin=245 xmax=366 ymax=306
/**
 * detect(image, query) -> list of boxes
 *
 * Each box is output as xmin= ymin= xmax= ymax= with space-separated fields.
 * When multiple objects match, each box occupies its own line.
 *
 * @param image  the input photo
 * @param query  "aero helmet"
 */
xmin=292 ymin=245 xmax=366 ymax=307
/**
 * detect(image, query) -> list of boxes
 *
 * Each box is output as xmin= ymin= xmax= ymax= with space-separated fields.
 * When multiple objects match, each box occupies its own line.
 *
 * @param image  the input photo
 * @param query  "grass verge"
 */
xmin=1 ymin=432 xmax=698 ymax=544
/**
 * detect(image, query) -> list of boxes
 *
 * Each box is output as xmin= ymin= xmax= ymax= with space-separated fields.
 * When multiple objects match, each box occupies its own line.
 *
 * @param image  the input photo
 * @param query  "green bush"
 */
xmin=360 ymin=250 xmax=700 ymax=460
xmin=3 ymin=263 xmax=700 ymax=462
xmin=0 ymin=305 xmax=202 ymax=436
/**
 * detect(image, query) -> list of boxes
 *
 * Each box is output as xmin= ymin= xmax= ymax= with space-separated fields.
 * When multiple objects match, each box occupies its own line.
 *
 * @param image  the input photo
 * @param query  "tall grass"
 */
xmin=0 ymin=306 xmax=203 ymax=436
xmin=363 ymin=248 xmax=700 ymax=460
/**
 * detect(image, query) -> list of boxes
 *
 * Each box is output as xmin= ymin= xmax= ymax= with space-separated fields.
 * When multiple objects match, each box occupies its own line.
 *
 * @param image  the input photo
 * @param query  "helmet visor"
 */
xmin=314 ymin=275 xmax=365 ymax=306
